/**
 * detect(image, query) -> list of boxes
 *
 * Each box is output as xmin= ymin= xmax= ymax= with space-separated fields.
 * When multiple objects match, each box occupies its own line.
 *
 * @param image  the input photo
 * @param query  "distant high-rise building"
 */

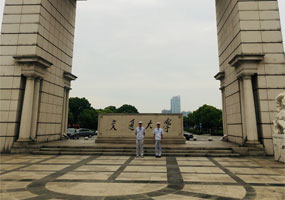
xmin=161 ymin=95 xmax=182 ymax=114
xmin=171 ymin=96 xmax=181 ymax=113
xmin=162 ymin=109 xmax=171 ymax=113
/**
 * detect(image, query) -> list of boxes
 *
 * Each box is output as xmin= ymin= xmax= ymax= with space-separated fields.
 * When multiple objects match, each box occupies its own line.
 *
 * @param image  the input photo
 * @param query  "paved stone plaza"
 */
xmin=0 ymin=154 xmax=284 ymax=200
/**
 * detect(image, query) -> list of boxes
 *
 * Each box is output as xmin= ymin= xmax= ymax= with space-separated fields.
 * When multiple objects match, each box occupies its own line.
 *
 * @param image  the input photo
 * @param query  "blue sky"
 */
xmin=1 ymin=0 xmax=285 ymax=113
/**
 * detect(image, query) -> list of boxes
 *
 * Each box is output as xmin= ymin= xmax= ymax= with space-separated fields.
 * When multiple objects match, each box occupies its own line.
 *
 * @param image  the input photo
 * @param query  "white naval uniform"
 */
xmin=153 ymin=128 xmax=163 ymax=156
xmin=135 ymin=127 xmax=145 ymax=156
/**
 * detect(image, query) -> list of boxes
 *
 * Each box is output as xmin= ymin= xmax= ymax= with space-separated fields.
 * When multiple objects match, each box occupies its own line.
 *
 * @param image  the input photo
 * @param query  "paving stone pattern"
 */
xmin=0 ymin=155 xmax=284 ymax=199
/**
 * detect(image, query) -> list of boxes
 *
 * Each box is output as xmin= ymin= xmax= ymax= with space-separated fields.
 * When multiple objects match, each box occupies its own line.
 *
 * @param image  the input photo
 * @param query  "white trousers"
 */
xmin=136 ymin=139 xmax=144 ymax=156
xmin=155 ymin=140 xmax=162 ymax=156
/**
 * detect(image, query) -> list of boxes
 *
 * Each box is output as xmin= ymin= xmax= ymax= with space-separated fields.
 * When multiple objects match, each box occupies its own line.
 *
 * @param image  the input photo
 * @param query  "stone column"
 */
xmin=61 ymin=88 xmax=70 ymax=138
xmin=18 ymin=76 xmax=35 ymax=142
xmin=220 ymin=87 xmax=228 ymax=136
xmin=30 ymin=78 xmax=41 ymax=140
xmin=239 ymin=79 xmax=247 ymax=141
xmin=64 ymin=89 xmax=70 ymax=132
xmin=62 ymin=71 xmax=77 ymax=138
xmin=214 ymin=72 xmax=226 ymax=136
xmin=241 ymin=75 xmax=259 ymax=145
xmin=61 ymin=88 xmax=67 ymax=137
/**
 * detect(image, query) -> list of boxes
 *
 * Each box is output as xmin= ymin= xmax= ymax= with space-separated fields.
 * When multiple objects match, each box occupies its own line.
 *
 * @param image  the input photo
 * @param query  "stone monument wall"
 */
xmin=96 ymin=114 xmax=185 ymax=144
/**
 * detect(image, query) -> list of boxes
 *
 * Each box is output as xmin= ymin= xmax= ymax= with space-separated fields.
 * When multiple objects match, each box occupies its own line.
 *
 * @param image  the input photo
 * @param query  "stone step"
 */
xmin=95 ymin=138 xmax=186 ymax=144
xmin=32 ymin=150 xmax=240 ymax=157
xmin=39 ymin=147 xmax=233 ymax=153
xmin=41 ymin=145 xmax=233 ymax=150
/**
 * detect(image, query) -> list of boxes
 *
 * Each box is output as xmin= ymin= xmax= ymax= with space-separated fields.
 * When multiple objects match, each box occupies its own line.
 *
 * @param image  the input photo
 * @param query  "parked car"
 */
xmin=95 ymin=130 xmax=98 ymax=135
xmin=184 ymin=132 xmax=193 ymax=140
xmin=77 ymin=128 xmax=95 ymax=137
xmin=66 ymin=128 xmax=79 ymax=139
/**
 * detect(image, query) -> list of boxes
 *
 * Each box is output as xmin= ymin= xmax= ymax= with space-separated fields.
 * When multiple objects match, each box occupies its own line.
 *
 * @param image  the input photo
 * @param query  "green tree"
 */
xmin=116 ymin=104 xmax=139 ymax=113
xmin=68 ymin=111 xmax=75 ymax=125
xmin=183 ymin=112 xmax=194 ymax=128
xmin=192 ymin=104 xmax=222 ymax=132
xmin=104 ymin=106 xmax=117 ymax=113
xmin=78 ymin=108 xmax=98 ymax=129
xmin=68 ymin=97 xmax=139 ymax=129
xmin=69 ymin=97 xmax=91 ymax=123
xmin=96 ymin=106 xmax=117 ymax=114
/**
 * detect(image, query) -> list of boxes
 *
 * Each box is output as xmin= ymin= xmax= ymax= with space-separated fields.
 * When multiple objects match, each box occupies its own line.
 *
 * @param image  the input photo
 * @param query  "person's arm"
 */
xmin=160 ymin=129 xmax=163 ymax=142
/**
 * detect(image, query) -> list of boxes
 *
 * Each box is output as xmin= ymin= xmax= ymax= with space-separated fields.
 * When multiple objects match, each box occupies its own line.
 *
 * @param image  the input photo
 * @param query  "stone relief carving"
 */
xmin=273 ymin=92 xmax=285 ymax=135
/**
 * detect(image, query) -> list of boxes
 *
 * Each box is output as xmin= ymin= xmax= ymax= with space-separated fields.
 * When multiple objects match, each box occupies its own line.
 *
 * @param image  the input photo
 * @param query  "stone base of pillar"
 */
xmin=16 ymin=138 xmax=31 ymax=142
xmin=10 ymin=141 xmax=37 ymax=153
xmin=246 ymin=140 xmax=260 ymax=145
xmin=246 ymin=140 xmax=262 ymax=147
xmin=240 ymin=141 xmax=265 ymax=156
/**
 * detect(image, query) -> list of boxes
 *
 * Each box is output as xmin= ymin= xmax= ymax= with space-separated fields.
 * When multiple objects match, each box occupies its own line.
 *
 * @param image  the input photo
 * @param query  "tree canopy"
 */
xmin=104 ymin=106 xmax=117 ymax=113
xmin=69 ymin=97 xmax=91 ymax=122
xmin=68 ymin=98 xmax=139 ymax=130
xmin=184 ymin=104 xmax=222 ymax=132
xmin=78 ymin=108 xmax=98 ymax=130
xmin=116 ymin=104 xmax=139 ymax=113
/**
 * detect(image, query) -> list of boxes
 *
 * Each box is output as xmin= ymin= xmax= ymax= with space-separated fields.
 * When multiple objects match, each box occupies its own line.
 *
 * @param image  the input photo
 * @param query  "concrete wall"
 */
xmin=0 ymin=0 xmax=77 ymax=152
xmin=215 ymin=0 xmax=285 ymax=155
xmin=97 ymin=114 xmax=184 ymax=143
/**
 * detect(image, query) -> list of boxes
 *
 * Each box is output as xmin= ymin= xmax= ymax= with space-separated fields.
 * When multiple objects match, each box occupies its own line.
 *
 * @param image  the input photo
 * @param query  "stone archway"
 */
xmin=0 ymin=0 xmax=284 ymax=155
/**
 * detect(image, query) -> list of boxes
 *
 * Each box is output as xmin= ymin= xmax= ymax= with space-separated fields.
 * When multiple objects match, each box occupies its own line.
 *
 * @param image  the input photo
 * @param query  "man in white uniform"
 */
xmin=135 ymin=121 xmax=146 ymax=158
xmin=153 ymin=122 xmax=163 ymax=158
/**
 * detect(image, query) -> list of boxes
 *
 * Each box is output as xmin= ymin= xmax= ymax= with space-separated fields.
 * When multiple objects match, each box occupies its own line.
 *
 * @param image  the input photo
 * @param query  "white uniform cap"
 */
xmin=156 ymin=122 xmax=160 ymax=125
xmin=138 ymin=121 xmax=143 ymax=124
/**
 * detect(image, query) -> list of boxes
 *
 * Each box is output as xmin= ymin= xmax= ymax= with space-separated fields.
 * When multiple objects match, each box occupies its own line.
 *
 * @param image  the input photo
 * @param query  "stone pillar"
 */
xmin=214 ymin=72 xmax=227 ymax=136
xmin=241 ymin=75 xmax=259 ymax=145
xmin=61 ymin=87 xmax=70 ymax=138
xmin=30 ymin=78 xmax=41 ymax=140
xmin=18 ymin=76 xmax=35 ymax=142
xmin=61 ymin=88 xmax=67 ymax=137
xmin=64 ymin=89 xmax=70 ymax=133
xmin=62 ymin=71 xmax=77 ymax=138
xmin=239 ymin=79 xmax=247 ymax=141
xmin=220 ymin=87 xmax=228 ymax=136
